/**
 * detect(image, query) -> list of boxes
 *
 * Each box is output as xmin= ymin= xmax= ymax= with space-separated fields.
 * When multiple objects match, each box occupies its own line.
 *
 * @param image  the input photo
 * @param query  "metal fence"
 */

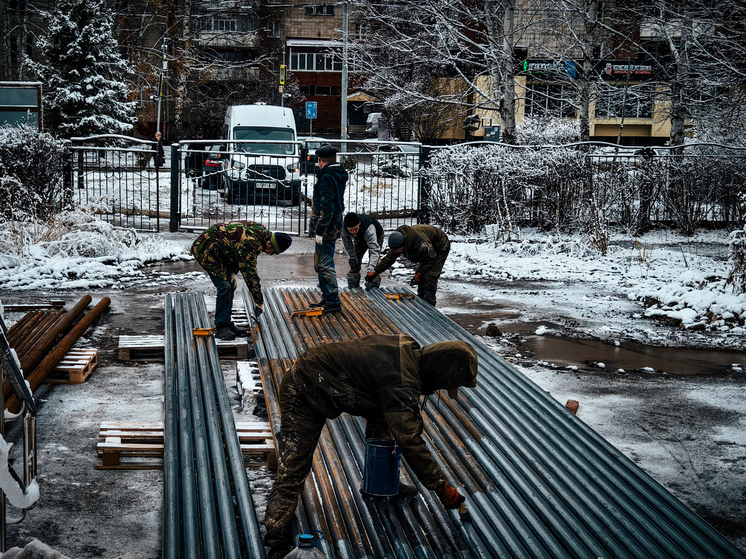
xmin=67 ymin=137 xmax=745 ymax=237
xmin=174 ymin=138 xmax=422 ymax=235
xmin=423 ymin=142 xmax=746 ymax=235
xmin=68 ymin=135 xmax=165 ymax=232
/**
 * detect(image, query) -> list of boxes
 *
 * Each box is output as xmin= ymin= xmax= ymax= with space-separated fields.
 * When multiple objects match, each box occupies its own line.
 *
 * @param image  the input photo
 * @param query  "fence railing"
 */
xmin=422 ymin=142 xmax=746 ymax=236
xmin=66 ymin=137 xmax=746 ymax=237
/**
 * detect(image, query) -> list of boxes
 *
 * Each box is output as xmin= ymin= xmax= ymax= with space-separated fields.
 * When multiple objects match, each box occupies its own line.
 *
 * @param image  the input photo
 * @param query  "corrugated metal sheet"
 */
xmin=248 ymin=285 xmax=743 ymax=559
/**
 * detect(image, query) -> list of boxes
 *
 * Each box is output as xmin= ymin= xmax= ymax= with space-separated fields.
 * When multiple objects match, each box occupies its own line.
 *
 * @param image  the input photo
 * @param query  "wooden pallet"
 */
xmin=96 ymin=421 xmax=276 ymax=469
xmin=118 ymin=335 xmax=249 ymax=362
xmin=46 ymin=348 xmax=99 ymax=384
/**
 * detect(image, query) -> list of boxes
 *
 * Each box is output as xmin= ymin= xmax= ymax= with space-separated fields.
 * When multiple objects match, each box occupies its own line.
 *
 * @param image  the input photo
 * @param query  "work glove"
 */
xmin=365 ymin=276 xmax=381 ymax=291
xmin=253 ymin=305 xmax=264 ymax=319
xmin=315 ymin=235 xmax=324 ymax=246
xmin=365 ymin=271 xmax=378 ymax=283
xmin=410 ymin=273 xmax=422 ymax=286
xmin=435 ymin=482 xmax=465 ymax=510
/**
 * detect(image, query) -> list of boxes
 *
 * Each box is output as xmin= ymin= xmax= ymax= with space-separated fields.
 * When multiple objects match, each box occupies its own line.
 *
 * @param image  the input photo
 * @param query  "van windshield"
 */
xmin=233 ymin=127 xmax=295 ymax=155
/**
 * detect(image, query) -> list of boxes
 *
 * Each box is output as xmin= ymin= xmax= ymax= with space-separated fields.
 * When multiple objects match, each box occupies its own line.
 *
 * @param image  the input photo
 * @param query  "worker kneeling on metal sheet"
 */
xmin=263 ymin=333 xmax=478 ymax=559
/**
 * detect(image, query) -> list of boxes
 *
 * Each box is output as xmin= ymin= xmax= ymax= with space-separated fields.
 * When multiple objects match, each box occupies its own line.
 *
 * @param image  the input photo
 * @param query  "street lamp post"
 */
xmin=341 ymin=0 xmax=349 ymax=147
xmin=156 ymin=39 xmax=168 ymax=135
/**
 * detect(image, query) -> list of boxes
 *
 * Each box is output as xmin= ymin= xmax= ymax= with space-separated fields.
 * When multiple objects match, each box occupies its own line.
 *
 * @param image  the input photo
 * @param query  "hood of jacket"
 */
xmin=318 ymin=163 xmax=349 ymax=184
xmin=419 ymin=340 xmax=478 ymax=394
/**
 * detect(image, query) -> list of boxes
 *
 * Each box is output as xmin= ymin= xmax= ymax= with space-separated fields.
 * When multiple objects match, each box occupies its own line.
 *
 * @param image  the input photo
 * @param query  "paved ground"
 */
xmin=1 ymin=235 xmax=744 ymax=556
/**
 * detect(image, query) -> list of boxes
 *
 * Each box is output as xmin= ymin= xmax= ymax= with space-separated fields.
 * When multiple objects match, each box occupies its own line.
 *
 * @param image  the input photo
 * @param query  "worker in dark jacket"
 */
xmin=308 ymin=145 xmax=348 ymax=314
xmin=191 ymin=221 xmax=292 ymax=340
xmin=341 ymin=212 xmax=384 ymax=290
xmin=366 ymin=224 xmax=450 ymax=306
xmin=263 ymin=334 xmax=478 ymax=559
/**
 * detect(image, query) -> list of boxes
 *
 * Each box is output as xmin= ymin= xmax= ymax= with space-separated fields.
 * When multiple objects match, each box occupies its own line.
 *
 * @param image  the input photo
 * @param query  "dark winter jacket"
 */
xmin=341 ymin=213 xmax=384 ymax=272
xmin=191 ymin=220 xmax=272 ymax=306
xmin=374 ymin=224 xmax=450 ymax=276
xmin=309 ymin=163 xmax=348 ymax=241
xmin=283 ymin=333 xmax=478 ymax=489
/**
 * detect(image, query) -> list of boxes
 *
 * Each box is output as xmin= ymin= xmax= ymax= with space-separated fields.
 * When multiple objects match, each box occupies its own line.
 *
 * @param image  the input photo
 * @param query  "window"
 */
xmin=315 ymin=86 xmax=331 ymax=95
xmin=299 ymin=85 xmax=311 ymax=95
xmin=305 ymin=4 xmax=334 ymax=15
xmin=290 ymin=50 xmax=342 ymax=72
xmin=270 ymin=21 xmax=281 ymax=37
xmin=525 ymin=83 xmax=575 ymax=118
xmin=202 ymin=15 xmax=256 ymax=33
xmin=595 ymin=85 xmax=654 ymax=119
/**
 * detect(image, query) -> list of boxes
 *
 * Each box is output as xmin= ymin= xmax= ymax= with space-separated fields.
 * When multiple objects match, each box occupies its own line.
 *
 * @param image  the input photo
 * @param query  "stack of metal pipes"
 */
xmin=162 ymin=292 xmax=265 ymax=559
xmin=249 ymin=285 xmax=743 ymax=559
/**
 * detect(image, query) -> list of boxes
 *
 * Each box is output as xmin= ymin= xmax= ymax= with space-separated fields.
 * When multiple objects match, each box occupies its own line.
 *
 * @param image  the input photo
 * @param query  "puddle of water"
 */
xmin=519 ymin=335 xmax=745 ymax=376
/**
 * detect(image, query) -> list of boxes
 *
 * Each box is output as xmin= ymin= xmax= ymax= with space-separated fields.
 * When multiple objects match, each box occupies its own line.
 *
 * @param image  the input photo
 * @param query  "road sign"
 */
xmin=306 ymin=101 xmax=318 ymax=120
xmin=279 ymin=65 xmax=286 ymax=85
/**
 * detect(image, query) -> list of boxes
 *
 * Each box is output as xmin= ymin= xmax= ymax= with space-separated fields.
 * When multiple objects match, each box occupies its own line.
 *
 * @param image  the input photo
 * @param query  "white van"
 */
xmin=222 ymin=104 xmax=302 ymax=205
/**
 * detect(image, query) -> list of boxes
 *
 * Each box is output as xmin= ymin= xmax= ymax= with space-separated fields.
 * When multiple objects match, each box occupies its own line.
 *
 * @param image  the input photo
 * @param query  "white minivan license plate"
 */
xmin=255 ymin=181 xmax=275 ymax=189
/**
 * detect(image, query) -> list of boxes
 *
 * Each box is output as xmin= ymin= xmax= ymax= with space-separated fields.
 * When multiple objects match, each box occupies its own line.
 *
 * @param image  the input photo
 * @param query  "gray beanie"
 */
xmin=388 ymin=231 xmax=405 ymax=250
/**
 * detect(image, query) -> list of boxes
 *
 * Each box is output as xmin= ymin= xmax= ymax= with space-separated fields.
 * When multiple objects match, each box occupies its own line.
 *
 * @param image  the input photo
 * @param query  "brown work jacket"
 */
xmin=286 ymin=333 xmax=478 ymax=489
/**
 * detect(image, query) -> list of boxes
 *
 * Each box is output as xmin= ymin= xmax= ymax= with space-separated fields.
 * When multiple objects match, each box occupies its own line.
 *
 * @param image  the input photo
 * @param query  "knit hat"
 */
xmin=315 ymin=144 xmax=337 ymax=159
xmin=343 ymin=213 xmax=360 ymax=228
xmin=270 ymin=232 xmax=292 ymax=254
xmin=387 ymin=231 xmax=405 ymax=250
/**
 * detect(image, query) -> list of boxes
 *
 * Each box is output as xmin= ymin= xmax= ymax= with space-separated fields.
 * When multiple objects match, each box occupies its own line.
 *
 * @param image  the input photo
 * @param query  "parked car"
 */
xmin=365 ymin=112 xmax=382 ymax=136
xmin=201 ymin=144 xmax=227 ymax=190
xmin=222 ymin=104 xmax=302 ymax=206
xmin=371 ymin=143 xmax=421 ymax=177
xmin=298 ymin=136 xmax=330 ymax=175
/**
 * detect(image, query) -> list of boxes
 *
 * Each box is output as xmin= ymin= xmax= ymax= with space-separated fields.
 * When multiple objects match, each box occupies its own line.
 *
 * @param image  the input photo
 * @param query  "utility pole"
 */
xmin=156 ymin=39 xmax=168 ymax=135
xmin=341 ymin=0 xmax=349 ymax=145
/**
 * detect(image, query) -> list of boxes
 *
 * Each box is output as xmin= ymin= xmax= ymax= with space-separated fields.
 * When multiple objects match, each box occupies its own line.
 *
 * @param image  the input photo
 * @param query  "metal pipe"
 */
xmin=6 ymin=297 xmax=110 ymax=414
xmin=19 ymin=295 xmax=92 ymax=373
xmin=197 ymin=293 xmax=267 ymax=558
xmin=368 ymin=288 xmax=743 ymax=559
xmin=162 ymin=295 xmax=180 ymax=559
xmin=183 ymin=293 xmax=230 ymax=558
xmin=173 ymin=294 xmax=200 ymax=558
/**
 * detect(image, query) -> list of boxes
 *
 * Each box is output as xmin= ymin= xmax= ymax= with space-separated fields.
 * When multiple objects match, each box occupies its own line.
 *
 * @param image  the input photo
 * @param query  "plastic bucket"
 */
xmin=362 ymin=438 xmax=401 ymax=496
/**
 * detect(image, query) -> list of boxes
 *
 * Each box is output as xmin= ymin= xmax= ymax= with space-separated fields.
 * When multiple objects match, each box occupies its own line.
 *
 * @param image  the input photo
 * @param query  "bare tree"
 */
xmin=350 ymin=0 xmax=521 ymax=142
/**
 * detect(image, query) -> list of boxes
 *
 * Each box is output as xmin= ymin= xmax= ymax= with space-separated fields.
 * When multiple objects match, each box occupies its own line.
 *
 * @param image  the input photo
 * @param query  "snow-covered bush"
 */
xmin=422 ymin=143 xmax=587 ymax=236
xmin=0 ymin=123 xmax=69 ymax=222
xmin=516 ymin=117 xmax=580 ymax=146
xmin=730 ymin=226 xmax=746 ymax=294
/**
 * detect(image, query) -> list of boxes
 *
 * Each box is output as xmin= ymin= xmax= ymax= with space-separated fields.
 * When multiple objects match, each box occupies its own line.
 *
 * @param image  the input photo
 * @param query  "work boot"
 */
xmin=215 ymin=326 xmax=236 ymax=340
xmin=322 ymin=303 xmax=342 ymax=315
xmin=396 ymin=483 xmax=418 ymax=498
xmin=307 ymin=299 xmax=324 ymax=308
xmin=228 ymin=323 xmax=250 ymax=337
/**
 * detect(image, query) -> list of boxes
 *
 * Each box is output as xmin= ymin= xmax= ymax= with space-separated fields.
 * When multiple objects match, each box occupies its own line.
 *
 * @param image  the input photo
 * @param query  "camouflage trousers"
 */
xmin=264 ymin=371 xmax=326 ymax=558
xmin=418 ymin=241 xmax=451 ymax=306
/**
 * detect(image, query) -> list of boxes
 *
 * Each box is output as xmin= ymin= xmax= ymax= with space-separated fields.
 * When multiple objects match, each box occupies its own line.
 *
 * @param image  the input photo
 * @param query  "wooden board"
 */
xmin=117 ymin=335 xmax=248 ymax=362
xmin=96 ymin=421 xmax=275 ymax=469
xmin=46 ymin=348 xmax=98 ymax=384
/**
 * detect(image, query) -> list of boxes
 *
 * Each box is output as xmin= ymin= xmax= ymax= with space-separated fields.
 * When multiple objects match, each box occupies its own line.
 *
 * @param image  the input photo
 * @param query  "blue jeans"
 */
xmin=314 ymin=239 xmax=339 ymax=306
xmin=209 ymin=273 xmax=237 ymax=327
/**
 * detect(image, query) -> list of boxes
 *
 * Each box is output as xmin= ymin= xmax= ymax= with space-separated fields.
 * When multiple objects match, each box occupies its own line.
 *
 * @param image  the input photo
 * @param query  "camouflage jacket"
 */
xmin=191 ymin=220 xmax=272 ymax=306
xmin=374 ymin=224 xmax=450 ymax=276
xmin=285 ymin=334 xmax=478 ymax=489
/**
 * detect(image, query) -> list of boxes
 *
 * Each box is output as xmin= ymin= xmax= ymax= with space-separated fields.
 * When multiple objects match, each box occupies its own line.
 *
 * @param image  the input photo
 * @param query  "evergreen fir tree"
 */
xmin=25 ymin=0 xmax=134 ymax=138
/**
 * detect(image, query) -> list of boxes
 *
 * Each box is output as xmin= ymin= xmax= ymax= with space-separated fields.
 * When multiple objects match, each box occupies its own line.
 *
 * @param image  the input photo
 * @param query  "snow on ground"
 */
xmin=1 ymin=213 xmax=744 ymax=349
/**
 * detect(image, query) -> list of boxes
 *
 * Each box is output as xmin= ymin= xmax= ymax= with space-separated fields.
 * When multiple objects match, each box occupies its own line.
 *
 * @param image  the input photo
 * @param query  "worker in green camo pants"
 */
xmin=263 ymin=334 xmax=478 ymax=559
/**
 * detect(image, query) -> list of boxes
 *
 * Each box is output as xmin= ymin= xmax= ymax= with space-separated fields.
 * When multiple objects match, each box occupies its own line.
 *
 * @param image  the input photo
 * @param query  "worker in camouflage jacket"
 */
xmin=341 ymin=212 xmax=384 ymax=290
xmin=191 ymin=221 xmax=292 ymax=340
xmin=366 ymin=224 xmax=450 ymax=306
xmin=263 ymin=333 xmax=478 ymax=559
